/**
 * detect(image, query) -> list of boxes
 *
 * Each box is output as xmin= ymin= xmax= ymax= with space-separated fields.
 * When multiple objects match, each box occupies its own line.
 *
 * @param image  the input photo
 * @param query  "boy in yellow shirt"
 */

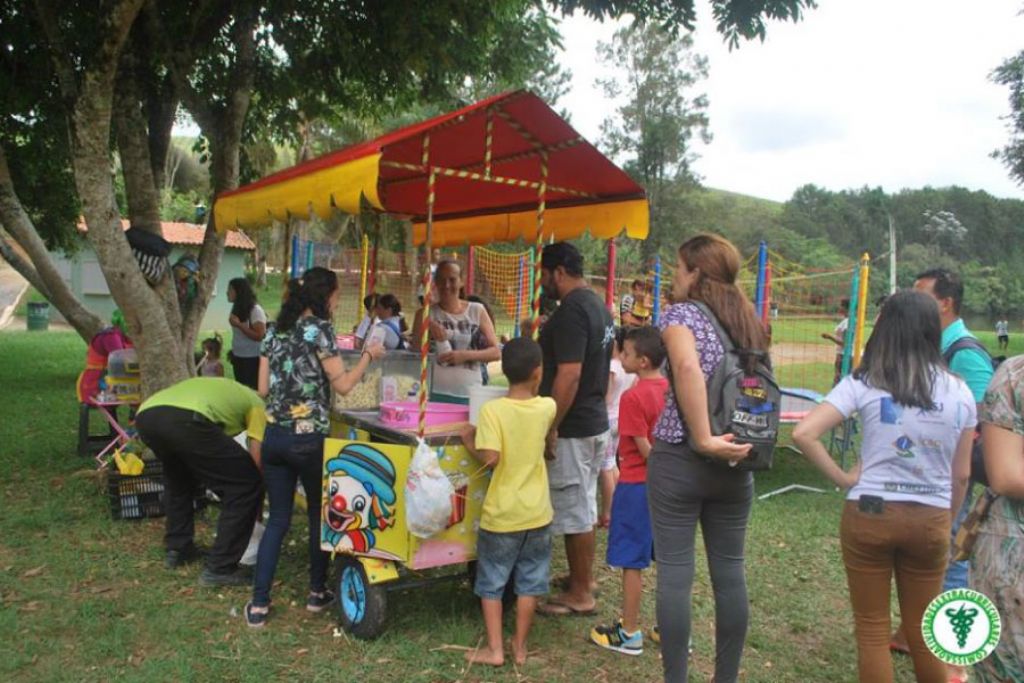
xmin=460 ymin=338 xmax=556 ymax=667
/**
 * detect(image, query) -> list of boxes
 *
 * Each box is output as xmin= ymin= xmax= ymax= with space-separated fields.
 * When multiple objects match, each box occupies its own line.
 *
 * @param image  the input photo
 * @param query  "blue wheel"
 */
xmin=336 ymin=556 xmax=387 ymax=639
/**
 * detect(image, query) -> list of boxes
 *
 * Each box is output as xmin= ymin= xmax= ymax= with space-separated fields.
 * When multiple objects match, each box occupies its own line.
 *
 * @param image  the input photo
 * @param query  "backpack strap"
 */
xmin=688 ymin=301 xmax=735 ymax=355
xmin=695 ymin=300 xmax=776 ymax=370
xmin=943 ymin=336 xmax=990 ymax=366
xmin=381 ymin=319 xmax=406 ymax=350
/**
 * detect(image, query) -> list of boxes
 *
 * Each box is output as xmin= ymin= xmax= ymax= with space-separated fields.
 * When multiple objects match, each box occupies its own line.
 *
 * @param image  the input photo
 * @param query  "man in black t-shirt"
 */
xmin=536 ymin=242 xmax=613 ymax=616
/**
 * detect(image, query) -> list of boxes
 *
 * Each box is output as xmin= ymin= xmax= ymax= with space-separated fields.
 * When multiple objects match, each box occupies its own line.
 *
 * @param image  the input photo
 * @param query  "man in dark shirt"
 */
xmin=537 ymin=242 xmax=614 ymax=615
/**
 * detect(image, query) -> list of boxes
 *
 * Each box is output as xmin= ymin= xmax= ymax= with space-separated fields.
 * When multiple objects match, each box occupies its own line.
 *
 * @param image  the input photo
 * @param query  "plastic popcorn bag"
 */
xmin=405 ymin=438 xmax=453 ymax=539
xmin=240 ymin=521 xmax=265 ymax=566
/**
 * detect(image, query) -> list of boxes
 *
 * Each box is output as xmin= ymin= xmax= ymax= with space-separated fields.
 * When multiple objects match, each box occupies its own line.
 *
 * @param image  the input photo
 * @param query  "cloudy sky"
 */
xmin=557 ymin=0 xmax=1024 ymax=202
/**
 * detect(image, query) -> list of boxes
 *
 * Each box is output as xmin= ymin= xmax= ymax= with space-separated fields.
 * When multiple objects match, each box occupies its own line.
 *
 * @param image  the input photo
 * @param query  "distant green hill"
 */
xmin=704 ymin=187 xmax=783 ymax=213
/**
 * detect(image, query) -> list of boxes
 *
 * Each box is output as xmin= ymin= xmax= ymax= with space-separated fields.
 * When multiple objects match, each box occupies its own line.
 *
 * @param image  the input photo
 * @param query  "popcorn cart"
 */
xmin=322 ymin=349 xmax=487 ymax=638
xmin=325 ymin=411 xmax=485 ymax=639
xmin=213 ymin=90 xmax=648 ymax=638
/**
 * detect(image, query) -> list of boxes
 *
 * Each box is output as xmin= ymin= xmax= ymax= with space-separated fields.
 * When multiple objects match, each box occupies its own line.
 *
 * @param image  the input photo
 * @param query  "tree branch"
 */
xmin=0 ymin=230 xmax=51 ymax=300
xmin=0 ymin=145 xmax=103 ymax=340
xmin=32 ymin=0 xmax=79 ymax=106
xmin=113 ymin=46 xmax=163 ymax=234
xmin=141 ymin=0 xmax=229 ymax=135
xmin=181 ymin=8 xmax=258 ymax=351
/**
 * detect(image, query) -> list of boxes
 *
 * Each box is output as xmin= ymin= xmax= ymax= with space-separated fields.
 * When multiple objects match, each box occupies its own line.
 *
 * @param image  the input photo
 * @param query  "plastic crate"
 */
xmin=108 ymin=459 xmax=166 ymax=520
xmin=106 ymin=460 xmax=209 ymax=521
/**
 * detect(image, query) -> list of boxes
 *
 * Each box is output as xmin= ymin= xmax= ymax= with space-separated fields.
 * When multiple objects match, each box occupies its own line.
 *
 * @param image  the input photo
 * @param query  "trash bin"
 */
xmin=26 ymin=301 xmax=50 ymax=331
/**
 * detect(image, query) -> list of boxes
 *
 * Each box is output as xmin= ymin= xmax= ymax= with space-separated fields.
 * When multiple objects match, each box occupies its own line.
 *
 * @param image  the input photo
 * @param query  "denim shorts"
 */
xmin=474 ymin=525 xmax=552 ymax=600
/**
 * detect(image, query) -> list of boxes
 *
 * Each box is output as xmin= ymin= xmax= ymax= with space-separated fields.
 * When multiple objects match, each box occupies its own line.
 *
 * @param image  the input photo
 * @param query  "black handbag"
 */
xmin=125 ymin=227 xmax=171 ymax=284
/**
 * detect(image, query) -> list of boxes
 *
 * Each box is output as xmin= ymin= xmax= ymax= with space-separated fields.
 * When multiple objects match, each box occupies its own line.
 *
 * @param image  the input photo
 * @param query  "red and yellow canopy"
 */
xmin=214 ymin=91 xmax=648 ymax=246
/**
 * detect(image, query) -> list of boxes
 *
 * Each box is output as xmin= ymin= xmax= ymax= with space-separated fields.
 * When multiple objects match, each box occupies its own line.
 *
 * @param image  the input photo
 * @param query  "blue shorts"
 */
xmin=474 ymin=526 xmax=551 ymax=600
xmin=607 ymin=482 xmax=653 ymax=569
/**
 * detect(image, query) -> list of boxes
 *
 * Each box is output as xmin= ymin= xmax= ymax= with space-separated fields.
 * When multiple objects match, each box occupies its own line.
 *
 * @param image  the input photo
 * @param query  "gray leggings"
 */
xmin=648 ymin=439 xmax=754 ymax=683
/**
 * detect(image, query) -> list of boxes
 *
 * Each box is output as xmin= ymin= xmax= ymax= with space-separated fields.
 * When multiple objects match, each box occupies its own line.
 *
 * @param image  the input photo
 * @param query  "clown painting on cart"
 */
xmin=322 ymin=443 xmax=402 ymax=560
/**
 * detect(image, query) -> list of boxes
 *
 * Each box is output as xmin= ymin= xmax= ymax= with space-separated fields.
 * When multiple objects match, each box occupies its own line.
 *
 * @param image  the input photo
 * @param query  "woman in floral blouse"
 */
xmin=974 ymin=355 xmax=1024 ymax=682
xmin=245 ymin=267 xmax=384 ymax=628
xmin=650 ymin=234 xmax=768 ymax=683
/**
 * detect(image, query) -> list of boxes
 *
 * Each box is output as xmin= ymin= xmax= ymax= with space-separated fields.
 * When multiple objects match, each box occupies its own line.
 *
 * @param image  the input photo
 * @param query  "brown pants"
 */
xmin=840 ymin=500 xmax=950 ymax=683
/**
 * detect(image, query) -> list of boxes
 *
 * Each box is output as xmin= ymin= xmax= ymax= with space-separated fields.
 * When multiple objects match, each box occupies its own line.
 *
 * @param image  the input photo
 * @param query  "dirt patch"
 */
xmin=0 ymin=261 xmax=28 ymax=329
xmin=770 ymin=342 xmax=835 ymax=367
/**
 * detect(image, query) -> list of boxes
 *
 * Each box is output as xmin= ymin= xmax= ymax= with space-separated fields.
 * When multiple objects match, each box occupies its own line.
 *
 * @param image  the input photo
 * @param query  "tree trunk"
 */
xmin=114 ymin=62 xmax=163 ymax=235
xmin=63 ymin=0 xmax=189 ymax=397
xmin=0 ymin=146 xmax=104 ymax=340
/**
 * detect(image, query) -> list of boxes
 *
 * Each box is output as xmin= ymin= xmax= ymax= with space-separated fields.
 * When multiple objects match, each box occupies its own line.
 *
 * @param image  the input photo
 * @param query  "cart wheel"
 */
xmin=337 ymin=556 xmax=388 ymax=639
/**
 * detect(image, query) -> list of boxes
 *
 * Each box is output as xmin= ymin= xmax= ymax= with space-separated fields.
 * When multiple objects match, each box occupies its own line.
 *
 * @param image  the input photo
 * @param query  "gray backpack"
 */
xmin=683 ymin=302 xmax=780 ymax=471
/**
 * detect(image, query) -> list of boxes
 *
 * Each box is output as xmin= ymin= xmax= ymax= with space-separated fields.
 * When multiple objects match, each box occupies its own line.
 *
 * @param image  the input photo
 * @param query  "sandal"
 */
xmin=244 ymin=601 xmax=269 ymax=628
xmin=551 ymin=573 xmax=600 ymax=596
xmin=538 ymin=594 xmax=597 ymax=617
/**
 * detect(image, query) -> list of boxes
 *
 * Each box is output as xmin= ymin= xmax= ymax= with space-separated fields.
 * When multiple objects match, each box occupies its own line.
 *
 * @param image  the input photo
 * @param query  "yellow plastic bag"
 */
xmin=113 ymin=449 xmax=145 ymax=476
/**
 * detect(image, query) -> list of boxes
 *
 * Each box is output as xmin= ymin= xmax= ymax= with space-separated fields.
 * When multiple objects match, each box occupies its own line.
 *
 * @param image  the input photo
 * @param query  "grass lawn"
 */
xmin=0 ymin=328 xmax=938 ymax=682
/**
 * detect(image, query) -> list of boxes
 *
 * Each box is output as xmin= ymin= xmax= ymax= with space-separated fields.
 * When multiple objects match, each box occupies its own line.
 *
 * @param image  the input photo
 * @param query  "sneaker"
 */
xmin=244 ymin=601 xmax=268 ymax=628
xmin=589 ymin=622 xmax=643 ymax=656
xmin=165 ymin=544 xmax=206 ymax=569
xmin=648 ymin=627 xmax=693 ymax=656
xmin=198 ymin=566 xmax=251 ymax=587
xmin=306 ymin=589 xmax=335 ymax=613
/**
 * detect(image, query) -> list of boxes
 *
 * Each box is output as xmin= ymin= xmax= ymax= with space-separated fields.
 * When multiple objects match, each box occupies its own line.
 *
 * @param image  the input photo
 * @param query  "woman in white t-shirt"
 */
xmin=793 ymin=290 xmax=975 ymax=683
xmin=227 ymin=277 xmax=267 ymax=390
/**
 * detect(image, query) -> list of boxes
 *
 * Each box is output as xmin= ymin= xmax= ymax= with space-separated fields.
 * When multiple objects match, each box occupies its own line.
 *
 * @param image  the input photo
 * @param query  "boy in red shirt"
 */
xmin=589 ymin=326 xmax=667 ymax=656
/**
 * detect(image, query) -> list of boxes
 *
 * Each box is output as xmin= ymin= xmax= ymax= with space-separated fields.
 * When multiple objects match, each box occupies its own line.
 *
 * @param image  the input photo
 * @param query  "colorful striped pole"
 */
xmin=852 ymin=253 xmax=871 ymax=369
xmin=526 ymin=254 xmax=535 ymax=340
xmin=290 ymin=233 xmax=299 ymax=279
xmin=484 ymin=110 xmax=494 ymax=179
xmin=418 ymin=135 xmax=434 ymax=439
xmin=652 ymin=256 xmax=662 ymax=325
xmin=762 ymin=260 xmax=772 ymax=323
xmin=530 ymin=153 xmax=548 ymax=339
xmin=754 ymin=240 xmax=767 ymax=320
xmin=606 ymin=238 xmax=616 ymax=314
xmin=358 ymin=233 xmax=369 ymax=323
xmin=513 ymin=255 xmax=525 ymax=338
xmin=466 ymin=246 xmax=475 ymax=296
xmin=840 ymin=268 xmax=860 ymax=378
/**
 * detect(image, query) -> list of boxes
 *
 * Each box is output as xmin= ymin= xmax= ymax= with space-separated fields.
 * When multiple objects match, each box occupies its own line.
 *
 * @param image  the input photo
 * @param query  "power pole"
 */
xmin=888 ymin=213 xmax=897 ymax=294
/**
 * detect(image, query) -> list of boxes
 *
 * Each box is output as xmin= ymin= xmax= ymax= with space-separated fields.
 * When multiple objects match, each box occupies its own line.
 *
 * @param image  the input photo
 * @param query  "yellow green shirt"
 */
xmin=139 ymin=377 xmax=267 ymax=442
xmin=474 ymin=396 xmax=556 ymax=533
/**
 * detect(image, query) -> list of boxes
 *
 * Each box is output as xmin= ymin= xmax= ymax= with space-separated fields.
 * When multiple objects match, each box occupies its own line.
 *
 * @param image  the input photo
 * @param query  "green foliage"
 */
xmin=166 ymin=138 xmax=209 ymax=195
xmin=598 ymin=23 xmax=710 ymax=260
xmin=782 ymin=184 xmax=1024 ymax=316
xmin=991 ymin=48 xmax=1024 ymax=187
xmin=159 ymin=190 xmax=206 ymax=224
xmin=0 ymin=3 xmax=79 ymax=252
xmin=549 ymin=0 xmax=817 ymax=47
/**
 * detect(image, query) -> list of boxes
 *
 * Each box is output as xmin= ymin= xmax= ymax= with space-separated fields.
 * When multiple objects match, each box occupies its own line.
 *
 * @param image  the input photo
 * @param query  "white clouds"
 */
xmin=557 ymin=0 xmax=1024 ymax=201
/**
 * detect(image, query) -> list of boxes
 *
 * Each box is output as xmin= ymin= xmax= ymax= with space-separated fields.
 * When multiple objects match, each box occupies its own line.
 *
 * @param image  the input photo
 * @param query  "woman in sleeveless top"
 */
xmin=415 ymin=260 xmax=500 ymax=402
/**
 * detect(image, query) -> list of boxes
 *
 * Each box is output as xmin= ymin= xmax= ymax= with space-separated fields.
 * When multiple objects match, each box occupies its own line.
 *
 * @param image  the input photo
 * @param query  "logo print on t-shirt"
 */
xmin=893 ymin=435 xmax=915 ymax=458
xmin=880 ymin=397 xmax=903 ymax=425
xmin=602 ymin=325 xmax=615 ymax=349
